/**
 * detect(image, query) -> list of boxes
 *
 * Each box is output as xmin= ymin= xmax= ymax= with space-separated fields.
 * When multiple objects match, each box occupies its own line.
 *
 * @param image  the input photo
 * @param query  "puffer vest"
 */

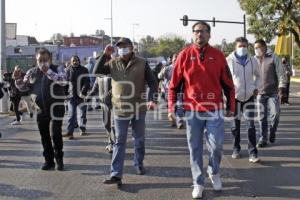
xmin=110 ymin=56 xmax=147 ymax=117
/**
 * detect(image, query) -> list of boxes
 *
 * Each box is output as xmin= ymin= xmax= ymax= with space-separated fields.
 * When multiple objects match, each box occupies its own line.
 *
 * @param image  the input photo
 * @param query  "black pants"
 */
xmin=37 ymin=104 xmax=65 ymax=162
xmin=11 ymin=95 xmax=22 ymax=121
xmin=231 ymin=96 xmax=257 ymax=156
xmin=286 ymin=81 xmax=290 ymax=102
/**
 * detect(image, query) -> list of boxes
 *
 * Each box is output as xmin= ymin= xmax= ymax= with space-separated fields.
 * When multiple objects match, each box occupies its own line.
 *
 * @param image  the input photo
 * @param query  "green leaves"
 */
xmin=139 ymin=34 xmax=187 ymax=58
xmin=238 ymin=0 xmax=300 ymax=46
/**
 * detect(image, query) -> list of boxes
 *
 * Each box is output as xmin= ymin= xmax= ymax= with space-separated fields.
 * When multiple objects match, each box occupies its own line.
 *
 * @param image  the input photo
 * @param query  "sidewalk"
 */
xmin=291 ymin=76 xmax=300 ymax=83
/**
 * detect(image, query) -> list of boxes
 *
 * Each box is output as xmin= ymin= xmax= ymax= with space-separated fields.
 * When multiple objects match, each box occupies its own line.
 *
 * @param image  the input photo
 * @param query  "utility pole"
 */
xmin=104 ymin=0 xmax=113 ymax=46
xmin=110 ymin=0 xmax=113 ymax=45
xmin=132 ymin=23 xmax=139 ymax=43
xmin=0 ymin=0 xmax=8 ymax=113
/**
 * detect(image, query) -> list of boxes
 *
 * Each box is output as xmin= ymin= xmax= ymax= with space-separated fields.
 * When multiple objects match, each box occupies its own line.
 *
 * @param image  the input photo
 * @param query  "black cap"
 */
xmin=116 ymin=37 xmax=133 ymax=47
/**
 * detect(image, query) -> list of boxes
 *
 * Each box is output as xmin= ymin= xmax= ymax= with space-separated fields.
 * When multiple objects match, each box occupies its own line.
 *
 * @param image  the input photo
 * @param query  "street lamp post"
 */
xmin=132 ymin=23 xmax=139 ymax=53
xmin=110 ymin=0 xmax=113 ymax=45
xmin=132 ymin=23 xmax=139 ymax=43
xmin=104 ymin=0 xmax=113 ymax=46
xmin=0 ymin=0 xmax=8 ymax=113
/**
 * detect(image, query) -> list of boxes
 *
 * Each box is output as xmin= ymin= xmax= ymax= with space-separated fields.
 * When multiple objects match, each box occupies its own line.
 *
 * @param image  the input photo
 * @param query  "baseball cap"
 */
xmin=116 ymin=37 xmax=133 ymax=47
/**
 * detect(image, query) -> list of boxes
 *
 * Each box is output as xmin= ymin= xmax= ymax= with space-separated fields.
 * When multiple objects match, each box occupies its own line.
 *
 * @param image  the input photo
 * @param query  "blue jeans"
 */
xmin=175 ymin=98 xmax=185 ymax=125
xmin=110 ymin=112 xmax=146 ymax=178
xmin=257 ymin=94 xmax=280 ymax=142
xmin=231 ymin=96 xmax=257 ymax=156
xmin=185 ymin=110 xmax=224 ymax=186
xmin=67 ymin=97 xmax=87 ymax=133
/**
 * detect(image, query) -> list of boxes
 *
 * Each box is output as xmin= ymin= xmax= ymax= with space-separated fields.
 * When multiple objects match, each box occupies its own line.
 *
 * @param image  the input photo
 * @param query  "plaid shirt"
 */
xmin=16 ymin=66 xmax=67 ymax=92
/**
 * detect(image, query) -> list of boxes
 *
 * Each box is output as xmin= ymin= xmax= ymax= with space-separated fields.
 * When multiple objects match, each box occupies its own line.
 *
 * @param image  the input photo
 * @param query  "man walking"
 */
xmin=158 ymin=54 xmax=185 ymax=129
xmin=281 ymin=58 xmax=292 ymax=105
xmin=168 ymin=22 xmax=235 ymax=198
xmin=254 ymin=39 xmax=287 ymax=147
xmin=63 ymin=56 xmax=90 ymax=139
xmin=14 ymin=48 xmax=67 ymax=171
xmin=94 ymin=38 xmax=158 ymax=186
xmin=226 ymin=37 xmax=261 ymax=163
xmin=87 ymin=75 xmax=115 ymax=153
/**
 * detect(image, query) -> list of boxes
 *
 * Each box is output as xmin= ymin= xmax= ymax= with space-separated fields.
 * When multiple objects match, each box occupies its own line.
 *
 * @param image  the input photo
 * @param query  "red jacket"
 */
xmin=168 ymin=44 xmax=235 ymax=113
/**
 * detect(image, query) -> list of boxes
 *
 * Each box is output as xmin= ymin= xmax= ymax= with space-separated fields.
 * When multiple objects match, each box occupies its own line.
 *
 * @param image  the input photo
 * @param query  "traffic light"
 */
xmin=183 ymin=15 xmax=188 ymax=26
xmin=212 ymin=17 xmax=216 ymax=27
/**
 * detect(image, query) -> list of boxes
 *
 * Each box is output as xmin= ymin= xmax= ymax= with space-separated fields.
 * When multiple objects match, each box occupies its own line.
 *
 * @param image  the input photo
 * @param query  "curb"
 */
xmin=291 ymin=77 xmax=300 ymax=83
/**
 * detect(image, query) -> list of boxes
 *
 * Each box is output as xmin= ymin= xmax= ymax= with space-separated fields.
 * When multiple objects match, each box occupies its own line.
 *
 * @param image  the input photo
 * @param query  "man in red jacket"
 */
xmin=168 ymin=21 xmax=235 ymax=199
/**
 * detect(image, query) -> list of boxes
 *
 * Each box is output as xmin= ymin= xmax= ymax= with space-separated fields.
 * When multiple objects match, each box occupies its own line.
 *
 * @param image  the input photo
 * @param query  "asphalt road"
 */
xmin=0 ymin=82 xmax=299 ymax=200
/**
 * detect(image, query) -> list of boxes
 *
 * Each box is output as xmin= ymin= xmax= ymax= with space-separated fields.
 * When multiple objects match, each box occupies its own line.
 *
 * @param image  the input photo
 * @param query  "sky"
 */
xmin=6 ymin=0 xmax=255 ymax=45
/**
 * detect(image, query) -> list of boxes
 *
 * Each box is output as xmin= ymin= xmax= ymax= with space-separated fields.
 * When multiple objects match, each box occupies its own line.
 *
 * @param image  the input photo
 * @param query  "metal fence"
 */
xmin=6 ymin=55 xmax=36 ymax=72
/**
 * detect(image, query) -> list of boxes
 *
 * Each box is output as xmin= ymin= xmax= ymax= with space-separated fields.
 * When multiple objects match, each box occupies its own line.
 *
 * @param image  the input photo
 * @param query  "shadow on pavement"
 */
xmin=0 ymin=183 xmax=52 ymax=200
xmin=222 ymin=164 xmax=300 ymax=199
xmin=119 ymin=182 xmax=190 ymax=193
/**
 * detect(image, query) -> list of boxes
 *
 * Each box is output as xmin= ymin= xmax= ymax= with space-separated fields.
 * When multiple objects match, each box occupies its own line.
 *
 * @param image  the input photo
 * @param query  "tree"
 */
xmin=149 ymin=34 xmax=187 ymax=58
xmin=139 ymin=35 xmax=157 ymax=58
xmin=293 ymin=45 xmax=300 ymax=69
xmin=238 ymin=0 xmax=300 ymax=47
xmin=139 ymin=34 xmax=187 ymax=58
xmin=95 ymin=29 xmax=105 ymax=36
xmin=215 ymin=41 xmax=255 ymax=57
xmin=50 ymin=33 xmax=63 ymax=41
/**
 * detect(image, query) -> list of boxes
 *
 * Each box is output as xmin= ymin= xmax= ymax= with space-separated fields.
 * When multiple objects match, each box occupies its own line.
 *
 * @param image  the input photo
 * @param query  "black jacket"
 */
xmin=66 ymin=65 xmax=90 ymax=99
xmin=15 ymin=65 xmax=66 ymax=112
xmin=0 ymin=82 xmax=4 ymax=99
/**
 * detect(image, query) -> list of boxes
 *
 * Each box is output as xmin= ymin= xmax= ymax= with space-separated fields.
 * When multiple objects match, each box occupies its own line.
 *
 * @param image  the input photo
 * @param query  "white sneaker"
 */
xmin=11 ymin=120 xmax=21 ymax=125
xmin=192 ymin=185 xmax=204 ymax=199
xmin=209 ymin=174 xmax=222 ymax=191
xmin=249 ymin=155 xmax=260 ymax=163
xmin=105 ymin=144 xmax=113 ymax=153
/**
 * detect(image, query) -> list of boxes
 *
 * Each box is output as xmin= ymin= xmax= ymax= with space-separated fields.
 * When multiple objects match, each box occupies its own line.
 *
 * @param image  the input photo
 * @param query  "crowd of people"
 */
xmin=0 ymin=21 xmax=294 ymax=199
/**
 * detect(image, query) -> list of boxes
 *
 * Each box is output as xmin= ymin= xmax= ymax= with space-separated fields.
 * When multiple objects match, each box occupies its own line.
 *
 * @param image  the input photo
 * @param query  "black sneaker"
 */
xmin=136 ymin=166 xmax=146 ymax=175
xmin=95 ymin=106 xmax=101 ymax=110
xmin=103 ymin=176 xmax=122 ymax=186
xmin=80 ymin=129 xmax=87 ymax=136
xmin=257 ymin=140 xmax=268 ymax=148
xmin=55 ymin=158 xmax=64 ymax=171
xmin=41 ymin=161 xmax=55 ymax=170
xmin=269 ymin=132 xmax=276 ymax=143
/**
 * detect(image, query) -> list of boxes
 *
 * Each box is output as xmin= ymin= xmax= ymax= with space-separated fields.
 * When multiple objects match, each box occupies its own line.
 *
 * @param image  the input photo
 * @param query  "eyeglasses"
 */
xmin=37 ymin=59 xmax=49 ymax=62
xmin=193 ymin=29 xmax=209 ymax=34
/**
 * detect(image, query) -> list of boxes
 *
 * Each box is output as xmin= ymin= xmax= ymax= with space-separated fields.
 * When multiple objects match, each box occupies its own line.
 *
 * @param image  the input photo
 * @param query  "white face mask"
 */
xmin=236 ymin=47 xmax=248 ymax=56
xmin=255 ymin=48 xmax=263 ymax=57
xmin=118 ymin=47 xmax=131 ymax=57
xmin=38 ymin=62 xmax=50 ymax=70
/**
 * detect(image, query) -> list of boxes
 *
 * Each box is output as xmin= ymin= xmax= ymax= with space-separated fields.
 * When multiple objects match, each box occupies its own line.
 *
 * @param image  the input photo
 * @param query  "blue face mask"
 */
xmin=236 ymin=47 xmax=248 ymax=57
xmin=118 ymin=47 xmax=131 ymax=57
